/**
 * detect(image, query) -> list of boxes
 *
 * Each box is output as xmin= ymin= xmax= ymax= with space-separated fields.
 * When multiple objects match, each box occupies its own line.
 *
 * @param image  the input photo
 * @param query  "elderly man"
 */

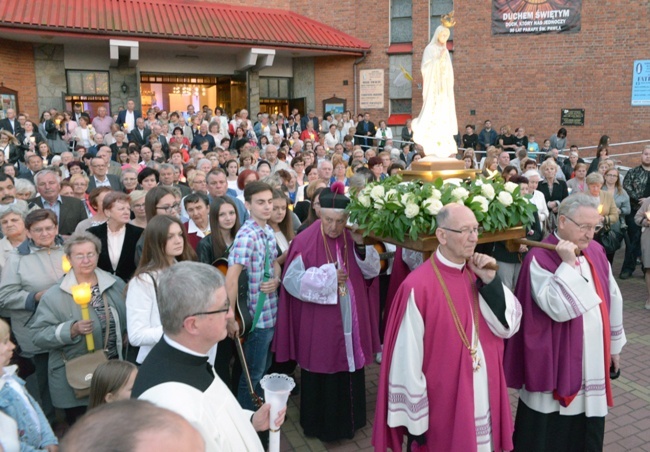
xmin=191 ymin=123 xmax=216 ymax=152
xmin=62 ymin=400 xmax=205 ymax=452
xmin=91 ymin=106 xmax=114 ymax=136
xmin=206 ymin=169 xmax=248 ymax=222
xmin=264 ymin=145 xmax=288 ymax=174
xmin=159 ymin=163 xmax=190 ymax=197
xmin=0 ymin=108 xmax=22 ymax=135
xmin=274 ymin=184 xmax=381 ymax=442
xmin=133 ymin=262 xmax=284 ymax=451
xmin=505 ymin=194 xmax=626 ymax=451
xmin=317 ymin=159 xmax=333 ymax=182
xmin=88 ymin=157 xmax=123 ymax=192
xmin=97 ymin=146 xmax=122 ymax=177
xmin=28 ymin=170 xmax=87 ymax=235
xmin=129 ymin=117 xmax=151 ymax=147
xmin=374 ymin=204 xmax=522 ymax=452
xmin=116 ymin=99 xmax=141 ymax=133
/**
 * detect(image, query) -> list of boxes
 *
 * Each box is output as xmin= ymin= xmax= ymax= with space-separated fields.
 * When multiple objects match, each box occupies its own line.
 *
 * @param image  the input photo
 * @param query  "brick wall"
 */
xmin=0 ymin=39 xmax=38 ymax=119
xmin=454 ymin=1 xmax=650 ymax=163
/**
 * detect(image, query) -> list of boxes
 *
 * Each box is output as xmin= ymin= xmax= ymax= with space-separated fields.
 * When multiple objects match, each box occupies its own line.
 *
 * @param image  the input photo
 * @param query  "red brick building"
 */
xmin=0 ymin=0 xmax=647 ymax=162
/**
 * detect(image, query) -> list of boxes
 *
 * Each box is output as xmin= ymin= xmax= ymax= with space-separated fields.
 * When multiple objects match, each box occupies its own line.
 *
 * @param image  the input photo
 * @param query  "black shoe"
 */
xmin=619 ymin=271 xmax=632 ymax=280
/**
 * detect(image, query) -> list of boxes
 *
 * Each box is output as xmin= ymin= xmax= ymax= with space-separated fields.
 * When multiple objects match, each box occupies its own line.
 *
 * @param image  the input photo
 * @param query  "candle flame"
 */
xmin=597 ymin=204 xmax=603 ymax=214
xmin=71 ymin=283 xmax=92 ymax=306
xmin=645 ymin=211 xmax=650 ymax=221
xmin=62 ymin=255 xmax=71 ymax=273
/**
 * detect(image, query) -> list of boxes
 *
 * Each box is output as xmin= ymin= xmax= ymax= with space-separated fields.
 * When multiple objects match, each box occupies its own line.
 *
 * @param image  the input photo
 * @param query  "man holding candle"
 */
xmin=132 ymin=261 xmax=285 ymax=451
xmin=274 ymin=182 xmax=381 ymax=442
xmin=504 ymin=193 xmax=626 ymax=450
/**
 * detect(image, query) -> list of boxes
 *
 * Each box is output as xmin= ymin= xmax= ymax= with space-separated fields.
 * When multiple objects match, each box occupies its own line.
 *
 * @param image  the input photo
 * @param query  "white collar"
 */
xmin=436 ymin=248 xmax=465 ymax=270
xmin=163 ymin=334 xmax=208 ymax=358
xmin=187 ymin=218 xmax=209 ymax=236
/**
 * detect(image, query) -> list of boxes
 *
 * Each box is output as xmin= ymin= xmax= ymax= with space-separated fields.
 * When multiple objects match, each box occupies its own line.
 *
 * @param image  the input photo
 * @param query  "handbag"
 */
xmin=595 ymin=218 xmax=624 ymax=254
xmin=62 ymin=294 xmax=111 ymax=399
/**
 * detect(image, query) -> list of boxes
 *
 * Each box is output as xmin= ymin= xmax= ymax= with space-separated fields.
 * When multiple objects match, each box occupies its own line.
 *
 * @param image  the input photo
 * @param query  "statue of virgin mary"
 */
xmin=411 ymin=17 xmax=458 ymax=159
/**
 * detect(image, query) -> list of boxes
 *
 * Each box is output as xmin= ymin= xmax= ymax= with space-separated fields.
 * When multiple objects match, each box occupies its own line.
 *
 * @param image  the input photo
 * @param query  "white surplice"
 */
xmin=519 ymin=255 xmax=626 ymax=417
xmin=387 ymin=250 xmax=521 ymax=451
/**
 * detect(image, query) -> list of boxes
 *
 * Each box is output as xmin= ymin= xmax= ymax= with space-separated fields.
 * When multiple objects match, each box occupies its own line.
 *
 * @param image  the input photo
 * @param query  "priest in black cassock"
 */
xmin=131 ymin=261 xmax=285 ymax=451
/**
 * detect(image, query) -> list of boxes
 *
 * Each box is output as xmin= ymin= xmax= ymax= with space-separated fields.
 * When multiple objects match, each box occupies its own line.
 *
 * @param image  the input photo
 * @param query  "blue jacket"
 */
xmin=0 ymin=366 xmax=58 ymax=451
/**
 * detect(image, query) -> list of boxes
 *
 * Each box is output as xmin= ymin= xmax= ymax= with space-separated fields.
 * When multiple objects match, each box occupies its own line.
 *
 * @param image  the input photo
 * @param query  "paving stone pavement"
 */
xmin=278 ymin=250 xmax=650 ymax=451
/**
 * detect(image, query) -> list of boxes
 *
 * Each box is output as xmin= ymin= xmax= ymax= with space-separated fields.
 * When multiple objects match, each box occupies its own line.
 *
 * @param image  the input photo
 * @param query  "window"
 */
xmin=391 ymin=0 xmax=412 ymax=44
xmin=259 ymin=78 xmax=291 ymax=99
xmin=431 ymin=0 xmax=454 ymax=40
xmin=389 ymin=54 xmax=412 ymax=115
xmin=66 ymin=71 xmax=110 ymax=95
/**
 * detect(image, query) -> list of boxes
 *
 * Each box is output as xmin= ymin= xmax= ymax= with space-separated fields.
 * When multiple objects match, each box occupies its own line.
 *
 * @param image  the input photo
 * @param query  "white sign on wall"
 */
xmin=359 ymin=69 xmax=385 ymax=109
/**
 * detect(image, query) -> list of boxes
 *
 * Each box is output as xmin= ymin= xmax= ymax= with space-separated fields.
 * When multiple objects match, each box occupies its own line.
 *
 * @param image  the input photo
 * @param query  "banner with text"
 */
xmin=492 ymin=0 xmax=582 ymax=35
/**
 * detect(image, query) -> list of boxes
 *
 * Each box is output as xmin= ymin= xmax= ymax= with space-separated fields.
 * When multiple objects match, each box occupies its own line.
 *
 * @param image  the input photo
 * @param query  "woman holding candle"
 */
xmin=0 ymin=209 xmax=65 ymax=422
xmin=73 ymin=116 xmax=95 ymax=149
xmin=32 ymin=232 xmax=127 ymax=425
xmin=538 ymin=159 xmax=569 ymax=234
xmin=37 ymin=142 xmax=53 ymax=167
xmin=87 ymin=192 xmax=144 ymax=282
xmin=587 ymin=172 xmax=620 ymax=263
xmin=45 ymin=113 xmax=68 ymax=155
xmin=126 ymin=215 xmax=196 ymax=364
xmin=634 ymin=197 xmax=650 ymax=309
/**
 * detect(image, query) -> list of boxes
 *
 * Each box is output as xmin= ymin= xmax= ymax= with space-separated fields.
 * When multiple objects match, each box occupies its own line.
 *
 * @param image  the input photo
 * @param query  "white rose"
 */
xmin=444 ymin=178 xmax=463 ymax=187
xmin=472 ymin=195 xmax=489 ymax=213
xmin=497 ymin=191 xmax=514 ymax=207
xmin=481 ymin=184 xmax=495 ymax=200
xmin=374 ymin=198 xmax=384 ymax=210
xmin=358 ymin=194 xmax=371 ymax=208
xmin=474 ymin=179 xmax=484 ymax=187
xmin=400 ymin=193 xmax=414 ymax=206
xmin=370 ymin=185 xmax=385 ymax=201
xmin=404 ymin=203 xmax=420 ymax=219
xmin=456 ymin=199 xmax=466 ymax=206
xmin=504 ymin=182 xmax=519 ymax=194
xmin=423 ymin=198 xmax=444 ymax=215
xmin=430 ymin=188 xmax=442 ymax=200
xmin=451 ymin=187 xmax=469 ymax=201
xmin=386 ymin=189 xmax=400 ymax=205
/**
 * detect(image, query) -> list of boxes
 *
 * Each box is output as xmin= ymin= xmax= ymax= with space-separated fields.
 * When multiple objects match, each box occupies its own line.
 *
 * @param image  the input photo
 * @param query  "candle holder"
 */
xmin=71 ymin=283 xmax=95 ymax=352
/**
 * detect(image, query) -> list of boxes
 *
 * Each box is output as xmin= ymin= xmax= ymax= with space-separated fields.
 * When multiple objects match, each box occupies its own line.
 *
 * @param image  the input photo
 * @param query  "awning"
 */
xmin=0 ymin=0 xmax=372 ymax=55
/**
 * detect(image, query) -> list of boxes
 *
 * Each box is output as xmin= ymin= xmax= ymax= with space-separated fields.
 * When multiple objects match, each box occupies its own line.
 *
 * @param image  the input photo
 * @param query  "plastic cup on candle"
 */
xmin=260 ymin=373 xmax=294 ymax=452
xmin=597 ymin=204 xmax=603 ymax=215
xmin=645 ymin=211 xmax=650 ymax=222
xmin=62 ymin=255 xmax=71 ymax=273
xmin=71 ymin=283 xmax=94 ymax=351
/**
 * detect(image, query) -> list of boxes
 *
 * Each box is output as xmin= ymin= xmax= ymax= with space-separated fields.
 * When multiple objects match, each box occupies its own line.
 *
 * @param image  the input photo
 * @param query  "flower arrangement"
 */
xmin=348 ymin=175 xmax=537 ymax=242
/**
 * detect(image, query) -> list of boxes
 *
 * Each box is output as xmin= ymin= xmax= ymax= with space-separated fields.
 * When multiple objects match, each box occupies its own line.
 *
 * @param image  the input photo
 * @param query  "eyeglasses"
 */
xmin=184 ymin=300 xmax=230 ymax=320
xmin=132 ymin=203 xmax=146 ymax=210
xmin=439 ymin=226 xmax=483 ymax=236
xmin=564 ymin=215 xmax=603 ymax=233
xmin=30 ymin=226 xmax=57 ymax=234
xmin=71 ymin=252 xmax=97 ymax=261
xmin=156 ymin=203 xmax=180 ymax=213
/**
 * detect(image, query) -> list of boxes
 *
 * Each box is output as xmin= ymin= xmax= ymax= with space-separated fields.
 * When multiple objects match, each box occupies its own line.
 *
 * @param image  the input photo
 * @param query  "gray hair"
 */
xmin=121 ymin=168 xmax=138 ymax=181
xmin=523 ymin=169 xmax=541 ymax=180
xmin=348 ymin=173 xmax=368 ymax=192
xmin=196 ymin=158 xmax=211 ymax=169
xmin=585 ymin=172 xmax=604 ymax=186
xmin=558 ymin=193 xmax=599 ymax=218
xmin=0 ymin=204 xmax=27 ymax=221
xmin=159 ymin=163 xmax=175 ymax=172
xmin=317 ymin=159 xmax=333 ymax=169
xmin=157 ymin=262 xmax=225 ymax=334
xmin=63 ymin=231 xmax=102 ymax=256
xmin=33 ymin=169 xmax=60 ymax=187
xmin=14 ymin=179 xmax=36 ymax=198
xmin=260 ymin=174 xmax=282 ymax=189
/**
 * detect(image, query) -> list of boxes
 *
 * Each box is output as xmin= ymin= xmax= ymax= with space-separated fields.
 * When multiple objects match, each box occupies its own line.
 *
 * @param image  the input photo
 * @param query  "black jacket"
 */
xmin=28 ymin=195 xmax=88 ymax=235
xmin=87 ymin=222 xmax=144 ymax=282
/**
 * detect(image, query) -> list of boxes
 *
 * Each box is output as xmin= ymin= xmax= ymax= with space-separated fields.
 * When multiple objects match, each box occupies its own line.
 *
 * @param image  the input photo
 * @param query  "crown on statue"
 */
xmin=441 ymin=11 xmax=456 ymax=28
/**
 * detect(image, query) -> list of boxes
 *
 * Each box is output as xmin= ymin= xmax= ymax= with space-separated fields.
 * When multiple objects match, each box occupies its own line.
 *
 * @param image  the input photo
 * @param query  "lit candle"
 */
xmin=597 ymin=204 xmax=603 ymax=214
xmin=29 ymin=136 xmax=35 ymax=143
xmin=71 ymin=283 xmax=95 ymax=352
xmin=62 ymin=255 xmax=71 ymax=273
xmin=123 ymin=123 xmax=128 ymax=129
xmin=645 ymin=211 xmax=650 ymax=221
xmin=55 ymin=119 xmax=61 ymax=125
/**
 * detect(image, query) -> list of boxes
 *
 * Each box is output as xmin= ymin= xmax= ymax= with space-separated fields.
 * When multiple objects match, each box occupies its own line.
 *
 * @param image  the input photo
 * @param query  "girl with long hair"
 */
xmin=125 ymin=215 xmax=196 ymax=364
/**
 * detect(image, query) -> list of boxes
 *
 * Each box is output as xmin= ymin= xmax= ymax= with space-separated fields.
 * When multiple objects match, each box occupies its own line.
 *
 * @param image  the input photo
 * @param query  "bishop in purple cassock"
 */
xmin=272 ymin=182 xmax=381 ymax=442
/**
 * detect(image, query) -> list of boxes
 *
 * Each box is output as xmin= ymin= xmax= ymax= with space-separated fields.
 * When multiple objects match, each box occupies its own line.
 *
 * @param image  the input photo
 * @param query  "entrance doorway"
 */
xmin=139 ymin=73 xmax=247 ymax=116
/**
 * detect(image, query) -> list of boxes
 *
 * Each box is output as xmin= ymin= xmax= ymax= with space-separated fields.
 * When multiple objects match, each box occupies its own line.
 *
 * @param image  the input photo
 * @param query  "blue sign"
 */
xmin=631 ymin=60 xmax=650 ymax=106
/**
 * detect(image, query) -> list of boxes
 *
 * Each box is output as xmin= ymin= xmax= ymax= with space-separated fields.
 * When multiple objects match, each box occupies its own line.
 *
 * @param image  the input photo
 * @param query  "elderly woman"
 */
xmin=0 ymin=205 xmax=27 ymax=273
xmin=70 ymin=173 xmax=93 ymax=216
xmin=121 ymin=167 xmax=139 ymax=194
xmin=88 ymin=192 xmax=144 ymax=282
xmin=0 ymin=209 xmax=66 ymax=422
xmin=14 ymin=178 xmax=36 ymax=201
xmin=538 ymin=159 xmax=569 ymax=233
xmin=129 ymin=189 xmax=148 ymax=229
xmin=562 ymin=151 xmax=580 ymax=180
xmin=566 ymin=162 xmax=588 ymax=194
xmin=109 ymin=130 xmax=127 ymax=159
xmin=32 ymin=232 xmax=127 ymax=424
xmin=523 ymin=169 xmax=549 ymax=227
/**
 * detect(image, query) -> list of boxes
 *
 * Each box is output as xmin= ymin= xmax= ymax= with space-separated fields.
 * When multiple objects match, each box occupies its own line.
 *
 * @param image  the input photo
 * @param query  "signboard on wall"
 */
xmin=492 ymin=0 xmax=582 ymax=35
xmin=631 ymin=60 xmax=650 ymax=106
xmin=359 ymin=69 xmax=384 ymax=109
xmin=560 ymin=109 xmax=585 ymax=126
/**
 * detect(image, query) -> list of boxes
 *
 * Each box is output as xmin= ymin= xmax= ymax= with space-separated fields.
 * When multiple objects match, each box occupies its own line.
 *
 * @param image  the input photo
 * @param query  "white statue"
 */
xmin=411 ymin=13 xmax=458 ymax=160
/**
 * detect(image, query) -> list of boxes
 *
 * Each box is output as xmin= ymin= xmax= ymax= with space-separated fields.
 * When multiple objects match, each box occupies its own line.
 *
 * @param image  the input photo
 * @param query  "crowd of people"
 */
xmin=0 ymin=102 xmax=644 ymax=451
